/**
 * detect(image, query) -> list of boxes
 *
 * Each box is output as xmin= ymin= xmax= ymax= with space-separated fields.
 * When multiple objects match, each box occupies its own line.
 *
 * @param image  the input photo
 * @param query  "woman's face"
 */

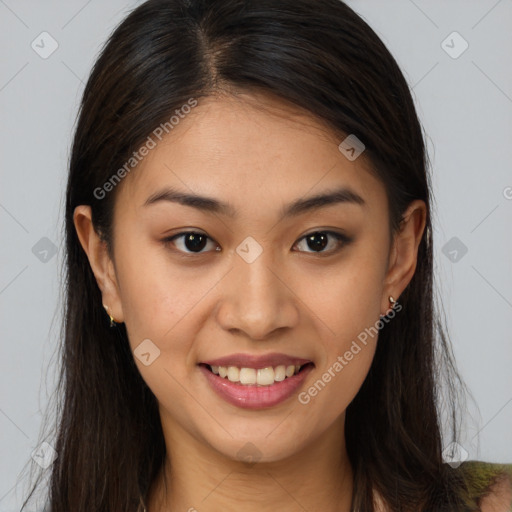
xmin=81 ymin=92 xmax=424 ymax=463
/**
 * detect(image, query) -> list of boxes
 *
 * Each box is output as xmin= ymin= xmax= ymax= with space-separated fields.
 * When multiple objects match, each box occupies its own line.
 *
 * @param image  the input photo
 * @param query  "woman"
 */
xmin=21 ymin=0 xmax=512 ymax=510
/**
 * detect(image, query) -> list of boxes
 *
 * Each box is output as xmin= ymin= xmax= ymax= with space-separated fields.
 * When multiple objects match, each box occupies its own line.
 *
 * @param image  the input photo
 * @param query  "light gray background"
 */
xmin=1 ymin=1 xmax=511 ymax=510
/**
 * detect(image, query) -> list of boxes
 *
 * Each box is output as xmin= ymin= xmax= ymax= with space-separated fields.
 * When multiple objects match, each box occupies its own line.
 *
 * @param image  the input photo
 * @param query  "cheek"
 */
xmin=292 ymin=252 xmax=385 ymax=412
xmin=112 ymin=249 xmax=169 ymax=362
xmin=297 ymin=285 xmax=380 ymax=423
xmin=114 ymin=235 xmax=194 ymax=332
xmin=115 ymin=256 xmax=208 ymax=403
xmin=114 ymin=239 xmax=227 ymax=372
xmin=298 ymin=342 xmax=376 ymax=437
xmin=295 ymin=249 xmax=385 ymax=343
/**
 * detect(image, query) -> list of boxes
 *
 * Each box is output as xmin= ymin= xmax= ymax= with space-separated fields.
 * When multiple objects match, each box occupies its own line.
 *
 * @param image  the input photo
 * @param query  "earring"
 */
xmin=103 ymin=304 xmax=116 ymax=327
xmin=380 ymin=296 xmax=397 ymax=318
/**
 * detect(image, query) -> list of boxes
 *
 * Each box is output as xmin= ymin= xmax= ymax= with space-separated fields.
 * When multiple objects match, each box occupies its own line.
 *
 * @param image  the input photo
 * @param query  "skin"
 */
xmin=481 ymin=476 xmax=512 ymax=512
xmin=74 ymin=91 xmax=427 ymax=512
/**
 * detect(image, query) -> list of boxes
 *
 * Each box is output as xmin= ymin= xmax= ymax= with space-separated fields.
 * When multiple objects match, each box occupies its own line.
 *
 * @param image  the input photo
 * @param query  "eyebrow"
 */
xmin=143 ymin=185 xmax=366 ymax=219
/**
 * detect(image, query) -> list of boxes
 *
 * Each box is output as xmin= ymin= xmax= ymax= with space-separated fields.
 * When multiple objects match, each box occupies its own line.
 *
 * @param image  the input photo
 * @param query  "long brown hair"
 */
xmin=20 ymin=0 xmax=478 ymax=510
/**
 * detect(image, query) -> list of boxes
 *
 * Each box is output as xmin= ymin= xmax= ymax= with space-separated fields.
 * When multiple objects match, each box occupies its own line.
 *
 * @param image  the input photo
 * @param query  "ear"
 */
xmin=73 ymin=205 xmax=124 ymax=323
xmin=381 ymin=199 xmax=427 ymax=315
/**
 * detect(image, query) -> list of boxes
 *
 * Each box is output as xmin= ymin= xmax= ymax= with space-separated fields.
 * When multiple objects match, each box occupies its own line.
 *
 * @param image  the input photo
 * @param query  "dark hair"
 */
xmin=20 ymin=0 xmax=478 ymax=510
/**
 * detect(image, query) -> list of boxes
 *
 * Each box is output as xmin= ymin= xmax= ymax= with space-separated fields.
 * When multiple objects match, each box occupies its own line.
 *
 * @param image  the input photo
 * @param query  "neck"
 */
xmin=147 ymin=414 xmax=353 ymax=512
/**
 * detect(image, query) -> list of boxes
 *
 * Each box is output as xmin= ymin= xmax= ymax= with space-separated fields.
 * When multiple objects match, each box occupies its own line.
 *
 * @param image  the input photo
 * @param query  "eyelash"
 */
xmin=162 ymin=230 xmax=352 ymax=257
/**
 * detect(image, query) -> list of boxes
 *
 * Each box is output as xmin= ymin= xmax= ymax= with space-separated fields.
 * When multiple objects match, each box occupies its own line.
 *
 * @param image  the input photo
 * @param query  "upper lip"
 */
xmin=200 ymin=352 xmax=313 ymax=369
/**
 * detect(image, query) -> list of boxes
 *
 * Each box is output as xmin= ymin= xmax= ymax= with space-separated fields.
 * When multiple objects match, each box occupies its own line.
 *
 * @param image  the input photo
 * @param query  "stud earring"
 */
xmin=103 ymin=304 xmax=116 ymax=327
xmin=380 ymin=296 xmax=397 ymax=318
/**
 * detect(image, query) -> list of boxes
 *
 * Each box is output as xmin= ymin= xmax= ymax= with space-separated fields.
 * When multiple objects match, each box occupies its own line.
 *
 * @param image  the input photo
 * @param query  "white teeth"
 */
xmin=209 ymin=363 xmax=306 ymax=386
xmin=239 ymin=367 xmax=257 ymax=385
xmin=285 ymin=365 xmax=295 ymax=378
xmin=274 ymin=365 xmax=286 ymax=382
xmin=257 ymin=367 xmax=275 ymax=386
xmin=227 ymin=366 xmax=240 ymax=383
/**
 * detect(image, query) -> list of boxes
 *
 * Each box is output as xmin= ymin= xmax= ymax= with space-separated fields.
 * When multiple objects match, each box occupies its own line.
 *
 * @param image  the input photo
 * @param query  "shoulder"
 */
xmin=456 ymin=460 xmax=512 ymax=512
xmin=480 ymin=471 xmax=512 ymax=512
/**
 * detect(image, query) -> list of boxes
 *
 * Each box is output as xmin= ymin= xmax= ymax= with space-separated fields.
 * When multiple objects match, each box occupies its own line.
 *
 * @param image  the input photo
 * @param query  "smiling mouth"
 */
xmin=200 ymin=362 xmax=314 ymax=387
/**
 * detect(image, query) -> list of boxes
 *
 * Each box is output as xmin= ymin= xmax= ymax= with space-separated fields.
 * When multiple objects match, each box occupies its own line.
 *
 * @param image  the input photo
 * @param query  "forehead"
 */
xmin=117 ymin=92 xmax=385 ymax=215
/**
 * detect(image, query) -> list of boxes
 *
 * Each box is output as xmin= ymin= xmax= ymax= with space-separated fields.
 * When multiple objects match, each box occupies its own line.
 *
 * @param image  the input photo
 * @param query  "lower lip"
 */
xmin=199 ymin=364 xmax=314 ymax=410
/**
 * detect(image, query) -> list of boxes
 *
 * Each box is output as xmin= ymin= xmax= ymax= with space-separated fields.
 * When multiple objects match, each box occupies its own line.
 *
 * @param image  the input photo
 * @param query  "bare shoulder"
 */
xmin=480 ymin=472 xmax=512 ymax=512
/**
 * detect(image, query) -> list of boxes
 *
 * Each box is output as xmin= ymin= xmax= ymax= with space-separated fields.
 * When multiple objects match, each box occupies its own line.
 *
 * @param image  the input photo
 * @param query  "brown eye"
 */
xmin=294 ymin=231 xmax=351 ymax=254
xmin=164 ymin=232 xmax=219 ymax=254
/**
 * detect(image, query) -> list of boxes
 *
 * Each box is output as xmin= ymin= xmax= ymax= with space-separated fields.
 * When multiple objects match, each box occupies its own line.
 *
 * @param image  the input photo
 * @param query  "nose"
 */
xmin=215 ymin=251 xmax=300 ymax=341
